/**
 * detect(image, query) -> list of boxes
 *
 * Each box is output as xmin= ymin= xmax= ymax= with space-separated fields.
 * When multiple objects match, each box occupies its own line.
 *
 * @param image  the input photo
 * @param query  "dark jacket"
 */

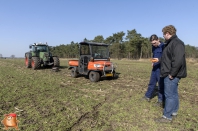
xmin=160 ymin=35 xmax=187 ymax=78
xmin=152 ymin=42 xmax=164 ymax=71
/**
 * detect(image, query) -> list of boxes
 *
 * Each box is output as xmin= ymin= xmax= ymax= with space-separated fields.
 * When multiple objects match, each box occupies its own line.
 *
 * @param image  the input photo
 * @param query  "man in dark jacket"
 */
xmin=154 ymin=25 xmax=187 ymax=123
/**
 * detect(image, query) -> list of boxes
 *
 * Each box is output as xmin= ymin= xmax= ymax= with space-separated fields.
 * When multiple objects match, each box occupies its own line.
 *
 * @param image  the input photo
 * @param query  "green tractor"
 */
xmin=25 ymin=42 xmax=60 ymax=70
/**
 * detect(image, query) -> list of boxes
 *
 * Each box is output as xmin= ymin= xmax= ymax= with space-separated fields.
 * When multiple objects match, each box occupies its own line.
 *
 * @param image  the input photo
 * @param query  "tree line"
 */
xmin=50 ymin=29 xmax=198 ymax=59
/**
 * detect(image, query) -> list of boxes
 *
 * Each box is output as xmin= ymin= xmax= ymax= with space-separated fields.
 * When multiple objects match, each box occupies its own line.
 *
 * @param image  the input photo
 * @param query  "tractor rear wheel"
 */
xmin=31 ymin=57 xmax=41 ymax=70
xmin=53 ymin=57 xmax=60 ymax=67
xmin=25 ymin=55 xmax=31 ymax=68
xmin=89 ymin=71 xmax=100 ymax=82
xmin=71 ymin=68 xmax=78 ymax=78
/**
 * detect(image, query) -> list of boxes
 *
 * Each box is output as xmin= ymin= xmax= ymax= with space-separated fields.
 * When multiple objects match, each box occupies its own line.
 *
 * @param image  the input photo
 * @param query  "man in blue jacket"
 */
xmin=142 ymin=34 xmax=165 ymax=107
xmin=154 ymin=25 xmax=187 ymax=123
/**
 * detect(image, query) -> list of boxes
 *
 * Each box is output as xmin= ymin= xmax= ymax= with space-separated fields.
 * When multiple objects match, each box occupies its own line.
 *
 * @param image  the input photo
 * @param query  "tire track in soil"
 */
xmin=66 ymin=90 xmax=126 ymax=131
xmin=66 ymin=101 xmax=103 ymax=131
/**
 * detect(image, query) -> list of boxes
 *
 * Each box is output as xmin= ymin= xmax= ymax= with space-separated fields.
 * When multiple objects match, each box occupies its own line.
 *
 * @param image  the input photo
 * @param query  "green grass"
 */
xmin=0 ymin=58 xmax=198 ymax=131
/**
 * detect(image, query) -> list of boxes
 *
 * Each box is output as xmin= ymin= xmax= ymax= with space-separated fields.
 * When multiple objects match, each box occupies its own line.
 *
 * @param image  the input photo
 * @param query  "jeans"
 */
xmin=163 ymin=76 xmax=180 ymax=119
xmin=145 ymin=69 xmax=164 ymax=102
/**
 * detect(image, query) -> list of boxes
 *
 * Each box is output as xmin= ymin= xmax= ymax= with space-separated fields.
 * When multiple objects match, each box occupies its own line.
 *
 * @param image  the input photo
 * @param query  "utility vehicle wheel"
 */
xmin=71 ymin=68 xmax=78 ymax=78
xmin=53 ymin=57 xmax=60 ymax=67
xmin=25 ymin=55 xmax=31 ymax=68
xmin=89 ymin=71 xmax=100 ymax=82
xmin=31 ymin=57 xmax=41 ymax=70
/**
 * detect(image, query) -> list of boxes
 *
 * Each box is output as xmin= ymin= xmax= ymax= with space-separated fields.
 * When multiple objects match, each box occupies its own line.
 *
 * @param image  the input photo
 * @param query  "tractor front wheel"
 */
xmin=25 ymin=55 xmax=31 ymax=68
xmin=89 ymin=71 xmax=100 ymax=82
xmin=53 ymin=57 xmax=60 ymax=67
xmin=31 ymin=57 xmax=41 ymax=70
xmin=71 ymin=68 xmax=78 ymax=78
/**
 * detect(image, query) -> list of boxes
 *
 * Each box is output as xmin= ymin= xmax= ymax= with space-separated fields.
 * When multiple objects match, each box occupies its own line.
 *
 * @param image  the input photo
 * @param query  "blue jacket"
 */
xmin=152 ymin=42 xmax=164 ymax=71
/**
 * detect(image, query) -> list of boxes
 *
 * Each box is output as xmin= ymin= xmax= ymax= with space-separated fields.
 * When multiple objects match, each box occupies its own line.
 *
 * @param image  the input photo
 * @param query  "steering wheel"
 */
xmin=95 ymin=55 xmax=103 ymax=58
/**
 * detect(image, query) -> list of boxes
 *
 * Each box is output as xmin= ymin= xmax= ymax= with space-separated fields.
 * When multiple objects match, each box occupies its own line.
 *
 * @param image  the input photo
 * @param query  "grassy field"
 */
xmin=0 ymin=58 xmax=198 ymax=131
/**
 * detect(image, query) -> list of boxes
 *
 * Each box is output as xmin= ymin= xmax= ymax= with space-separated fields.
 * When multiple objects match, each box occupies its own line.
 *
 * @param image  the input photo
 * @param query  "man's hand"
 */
xmin=150 ymin=58 xmax=159 ymax=63
xmin=169 ymin=74 xmax=173 ymax=79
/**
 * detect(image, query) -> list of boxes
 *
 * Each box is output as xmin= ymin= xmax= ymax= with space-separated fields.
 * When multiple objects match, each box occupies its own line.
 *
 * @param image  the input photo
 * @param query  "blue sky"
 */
xmin=0 ymin=0 xmax=198 ymax=57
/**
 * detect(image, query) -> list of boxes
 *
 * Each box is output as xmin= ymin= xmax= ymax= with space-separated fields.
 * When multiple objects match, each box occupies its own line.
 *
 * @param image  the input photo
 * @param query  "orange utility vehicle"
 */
xmin=68 ymin=42 xmax=116 ymax=82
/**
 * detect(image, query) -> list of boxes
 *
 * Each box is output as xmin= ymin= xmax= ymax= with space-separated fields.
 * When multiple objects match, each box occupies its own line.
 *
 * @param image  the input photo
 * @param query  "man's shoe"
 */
xmin=172 ymin=113 xmax=177 ymax=119
xmin=154 ymin=117 xmax=172 ymax=123
xmin=172 ymin=112 xmax=177 ymax=116
xmin=141 ymin=96 xmax=150 ymax=102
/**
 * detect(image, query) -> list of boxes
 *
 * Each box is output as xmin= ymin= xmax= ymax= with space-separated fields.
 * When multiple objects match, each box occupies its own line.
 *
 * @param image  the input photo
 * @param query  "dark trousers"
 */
xmin=145 ymin=69 xmax=164 ymax=102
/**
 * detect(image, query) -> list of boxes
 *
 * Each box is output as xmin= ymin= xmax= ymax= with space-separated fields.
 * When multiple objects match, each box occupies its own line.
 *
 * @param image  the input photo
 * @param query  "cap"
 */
xmin=8 ymin=113 xmax=17 ymax=117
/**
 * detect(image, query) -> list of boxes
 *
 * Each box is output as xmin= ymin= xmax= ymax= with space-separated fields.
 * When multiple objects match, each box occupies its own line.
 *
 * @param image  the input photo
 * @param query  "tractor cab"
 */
xmin=31 ymin=44 xmax=48 ymax=52
xmin=69 ymin=42 xmax=116 ymax=82
xmin=30 ymin=43 xmax=49 ymax=54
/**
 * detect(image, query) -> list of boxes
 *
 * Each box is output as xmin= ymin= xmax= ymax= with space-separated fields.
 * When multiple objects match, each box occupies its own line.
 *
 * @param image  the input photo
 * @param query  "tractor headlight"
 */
xmin=94 ymin=64 xmax=102 ymax=68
